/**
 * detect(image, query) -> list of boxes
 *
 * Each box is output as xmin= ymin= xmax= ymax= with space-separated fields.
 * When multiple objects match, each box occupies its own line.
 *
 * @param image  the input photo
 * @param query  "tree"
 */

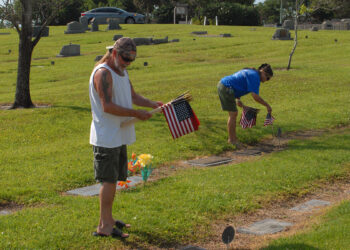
xmin=0 ymin=0 xmax=66 ymax=109
xmin=287 ymin=0 xmax=307 ymax=70
xmin=133 ymin=0 xmax=160 ymax=23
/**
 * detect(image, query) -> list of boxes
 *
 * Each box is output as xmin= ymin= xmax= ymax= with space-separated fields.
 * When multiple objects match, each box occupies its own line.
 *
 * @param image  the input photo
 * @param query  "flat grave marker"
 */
xmin=66 ymin=176 xmax=143 ymax=196
xmin=237 ymin=219 xmax=293 ymax=235
xmin=187 ymin=156 xmax=233 ymax=167
xmin=290 ymin=199 xmax=331 ymax=212
xmin=234 ymin=149 xmax=262 ymax=156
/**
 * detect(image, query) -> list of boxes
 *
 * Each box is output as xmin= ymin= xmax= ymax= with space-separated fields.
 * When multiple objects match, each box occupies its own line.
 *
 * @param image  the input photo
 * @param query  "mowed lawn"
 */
xmin=0 ymin=24 xmax=349 ymax=248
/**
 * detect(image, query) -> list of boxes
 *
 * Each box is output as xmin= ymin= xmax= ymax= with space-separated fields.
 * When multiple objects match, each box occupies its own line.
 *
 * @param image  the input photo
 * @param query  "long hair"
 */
xmin=95 ymin=50 xmax=112 ymax=67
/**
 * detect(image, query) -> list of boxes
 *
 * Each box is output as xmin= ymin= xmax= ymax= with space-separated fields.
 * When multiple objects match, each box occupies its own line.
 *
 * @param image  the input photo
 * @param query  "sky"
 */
xmin=255 ymin=0 xmax=266 ymax=3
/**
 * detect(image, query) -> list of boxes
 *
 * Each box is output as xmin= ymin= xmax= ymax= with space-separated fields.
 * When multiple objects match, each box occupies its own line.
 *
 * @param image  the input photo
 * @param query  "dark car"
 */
xmin=81 ymin=7 xmax=145 ymax=24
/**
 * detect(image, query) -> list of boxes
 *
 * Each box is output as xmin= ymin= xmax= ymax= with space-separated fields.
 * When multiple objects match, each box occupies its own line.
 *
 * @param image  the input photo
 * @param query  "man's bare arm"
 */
xmin=93 ymin=68 xmax=151 ymax=120
xmin=129 ymin=80 xmax=162 ymax=109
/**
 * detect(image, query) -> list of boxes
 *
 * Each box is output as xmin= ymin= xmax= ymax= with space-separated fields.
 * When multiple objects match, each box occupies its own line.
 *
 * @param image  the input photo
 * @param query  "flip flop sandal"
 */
xmin=115 ymin=220 xmax=130 ymax=229
xmin=93 ymin=228 xmax=129 ymax=239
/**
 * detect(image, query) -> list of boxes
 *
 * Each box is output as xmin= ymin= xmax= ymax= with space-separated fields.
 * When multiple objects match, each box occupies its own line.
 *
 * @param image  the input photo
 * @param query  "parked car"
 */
xmin=81 ymin=7 xmax=145 ymax=24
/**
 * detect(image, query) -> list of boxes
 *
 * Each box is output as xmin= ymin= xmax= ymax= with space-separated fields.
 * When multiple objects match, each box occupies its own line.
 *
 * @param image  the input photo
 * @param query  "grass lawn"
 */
xmin=264 ymin=201 xmax=350 ymax=250
xmin=0 ymin=24 xmax=349 ymax=248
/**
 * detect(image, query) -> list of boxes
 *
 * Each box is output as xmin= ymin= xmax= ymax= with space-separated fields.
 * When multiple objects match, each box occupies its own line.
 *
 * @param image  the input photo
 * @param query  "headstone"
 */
xmin=79 ymin=16 xmax=89 ymax=31
xmin=113 ymin=34 xmax=123 ymax=41
xmin=32 ymin=26 xmax=49 ymax=37
xmin=171 ymin=39 xmax=180 ymax=42
xmin=64 ymin=21 xmax=85 ymax=34
xmin=237 ymin=219 xmax=293 ymax=235
xmin=220 ymin=33 xmax=231 ymax=37
xmin=282 ymin=20 xmax=294 ymax=30
xmin=91 ymin=19 xmax=99 ymax=32
xmin=322 ymin=20 xmax=333 ymax=30
xmin=290 ymin=199 xmax=331 ymax=212
xmin=0 ymin=32 xmax=10 ymax=35
xmin=107 ymin=18 xmax=121 ymax=30
xmin=66 ymin=176 xmax=143 ymax=196
xmin=57 ymin=44 xmax=80 ymax=57
xmin=94 ymin=55 xmax=103 ymax=62
xmin=191 ymin=31 xmax=207 ymax=35
xmin=152 ymin=36 xmax=168 ymax=44
xmin=133 ymin=37 xmax=153 ymax=46
xmin=144 ymin=62 xmax=148 ymax=66
xmin=272 ymin=28 xmax=292 ymax=40
xmin=311 ymin=26 xmax=319 ymax=31
xmin=51 ymin=61 xmax=55 ymax=65
xmin=187 ymin=156 xmax=233 ymax=167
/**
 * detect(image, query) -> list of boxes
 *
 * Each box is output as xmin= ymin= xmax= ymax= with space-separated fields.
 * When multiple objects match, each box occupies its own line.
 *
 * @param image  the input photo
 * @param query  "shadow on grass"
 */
xmin=262 ymin=243 xmax=319 ymax=250
xmin=54 ymin=105 xmax=91 ymax=112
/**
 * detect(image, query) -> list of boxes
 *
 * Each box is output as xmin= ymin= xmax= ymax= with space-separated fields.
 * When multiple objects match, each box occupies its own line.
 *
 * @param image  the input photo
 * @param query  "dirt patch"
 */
xmin=0 ymin=202 xmax=23 ymax=215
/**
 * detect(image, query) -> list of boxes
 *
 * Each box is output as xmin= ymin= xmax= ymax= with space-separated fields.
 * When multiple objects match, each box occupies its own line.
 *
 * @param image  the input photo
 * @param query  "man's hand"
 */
xmin=136 ymin=110 xmax=152 ymax=120
xmin=151 ymin=101 xmax=163 ymax=109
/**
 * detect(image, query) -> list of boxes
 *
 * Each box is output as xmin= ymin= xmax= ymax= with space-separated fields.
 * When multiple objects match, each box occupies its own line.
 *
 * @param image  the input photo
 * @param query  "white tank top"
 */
xmin=89 ymin=63 xmax=136 ymax=148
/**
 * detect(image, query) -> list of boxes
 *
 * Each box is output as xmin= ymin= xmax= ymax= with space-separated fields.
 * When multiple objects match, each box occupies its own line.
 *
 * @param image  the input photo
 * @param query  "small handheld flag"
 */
xmin=264 ymin=112 xmax=275 ymax=126
xmin=162 ymin=99 xmax=200 ymax=139
xmin=240 ymin=106 xmax=259 ymax=129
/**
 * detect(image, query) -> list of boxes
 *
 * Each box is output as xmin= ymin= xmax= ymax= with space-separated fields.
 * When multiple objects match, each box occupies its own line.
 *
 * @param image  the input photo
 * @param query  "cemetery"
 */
xmin=1 ymin=7 xmax=350 ymax=250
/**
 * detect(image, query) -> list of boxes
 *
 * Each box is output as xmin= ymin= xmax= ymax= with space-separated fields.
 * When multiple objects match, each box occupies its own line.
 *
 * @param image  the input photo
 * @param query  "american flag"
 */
xmin=240 ymin=106 xmax=259 ymax=129
xmin=162 ymin=100 xmax=200 ymax=139
xmin=264 ymin=113 xmax=275 ymax=126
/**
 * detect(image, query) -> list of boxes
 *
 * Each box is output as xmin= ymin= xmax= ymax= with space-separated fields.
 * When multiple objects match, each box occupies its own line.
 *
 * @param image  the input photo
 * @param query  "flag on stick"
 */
xmin=240 ymin=106 xmax=259 ymax=129
xmin=264 ymin=113 xmax=275 ymax=126
xmin=162 ymin=99 xmax=200 ymax=139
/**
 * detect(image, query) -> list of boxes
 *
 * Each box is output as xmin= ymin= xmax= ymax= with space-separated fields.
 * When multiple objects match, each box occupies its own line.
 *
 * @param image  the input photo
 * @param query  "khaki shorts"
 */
xmin=93 ymin=145 xmax=128 ymax=183
xmin=217 ymin=82 xmax=238 ymax=112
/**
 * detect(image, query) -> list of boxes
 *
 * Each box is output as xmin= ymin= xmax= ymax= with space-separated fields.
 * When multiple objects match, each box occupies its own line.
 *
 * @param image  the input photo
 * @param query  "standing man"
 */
xmin=89 ymin=37 xmax=162 ymax=238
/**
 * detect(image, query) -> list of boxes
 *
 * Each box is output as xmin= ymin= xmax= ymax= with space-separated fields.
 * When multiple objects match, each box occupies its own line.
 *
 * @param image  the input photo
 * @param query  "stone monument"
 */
xmin=57 ymin=44 xmax=80 ymax=57
xmin=91 ymin=19 xmax=99 ymax=32
xmin=32 ymin=26 xmax=49 ymax=37
xmin=79 ymin=16 xmax=89 ymax=31
xmin=107 ymin=18 xmax=121 ymax=30
xmin=113 ymin=34 xmax=123 ymax=41
xmin=64 ymin=21 xmax=85 ymax=34
xmin=272 ymin=28 xmax=292 ymax=40
xmin=282 ymin=20 xmax=294 ymax=30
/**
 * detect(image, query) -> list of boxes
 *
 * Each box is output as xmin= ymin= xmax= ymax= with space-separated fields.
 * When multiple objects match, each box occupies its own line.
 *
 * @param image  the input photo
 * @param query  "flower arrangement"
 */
xmin=128 ymin=153 xmax=153 ymax=183
xmin=117 ymin=180 xmax=131 ymax=188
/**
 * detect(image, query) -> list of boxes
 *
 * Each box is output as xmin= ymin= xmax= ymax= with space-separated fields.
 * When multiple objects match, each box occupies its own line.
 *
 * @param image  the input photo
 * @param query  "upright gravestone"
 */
xmin=322 ymin=20 xmax=333 ymax=30
xmin=107 ymin=18 xmax=121 ymax=30
xmin=311 ymin=26 xmax=319 ymax=31
xmin=113 ymin=34 xmax=123 ymax=41
xmin=32 ymin=26 xmax=49 ymax=37
xmin=272 ymin=28 xmax=292 ymax=40
xmin=57 ymin=44 xmax=80 ymax=57
xmin=64 ymin=21 xmax=85 ymax=34
xmin=282 ymin=20 xmax=294 ymax=30
xmin=91 ymin=19 xmax=99 ymax=32
xmin=79 ymin=16 xmax=89 ymax=31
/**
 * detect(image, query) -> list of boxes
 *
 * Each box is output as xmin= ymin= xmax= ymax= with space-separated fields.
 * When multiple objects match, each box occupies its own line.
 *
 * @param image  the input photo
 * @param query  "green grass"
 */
xmin=0 ymin=24 xmax=350 ymax=248
xmin=264 ymin=201 xmax=350 ymax=250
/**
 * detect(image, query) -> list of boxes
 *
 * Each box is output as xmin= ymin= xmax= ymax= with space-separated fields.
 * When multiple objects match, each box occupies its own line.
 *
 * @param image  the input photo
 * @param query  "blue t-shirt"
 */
xmin=220 ymin=69 xmax=260 ymax=98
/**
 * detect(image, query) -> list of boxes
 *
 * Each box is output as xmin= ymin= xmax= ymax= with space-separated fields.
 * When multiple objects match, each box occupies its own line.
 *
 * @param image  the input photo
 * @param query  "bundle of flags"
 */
xmin=240 ymin=106 xmax=259 ymax=129
xmin=264 ymin=112 xmax=275 ymax=126
xmin=162 ymin=98 xmax=200 ymax=139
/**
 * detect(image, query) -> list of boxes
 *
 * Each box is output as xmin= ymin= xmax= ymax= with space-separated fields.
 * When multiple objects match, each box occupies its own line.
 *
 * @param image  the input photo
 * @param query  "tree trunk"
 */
xmin=287 ymin=0 xmax=299 ymax=70
xmin=12 ymin=0 xmax=34 ymax=109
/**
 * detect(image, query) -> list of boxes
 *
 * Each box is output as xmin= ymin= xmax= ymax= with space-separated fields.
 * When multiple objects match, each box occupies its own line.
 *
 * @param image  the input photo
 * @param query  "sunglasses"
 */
xmin=119 ymin=53 xmax=135 ymax=63
xmin=265 ymin=72 xmax=271 ymax=81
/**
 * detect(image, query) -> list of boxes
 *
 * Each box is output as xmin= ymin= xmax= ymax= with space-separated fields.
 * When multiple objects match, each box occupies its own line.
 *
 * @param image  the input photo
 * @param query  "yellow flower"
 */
xmin=138 ymin=154 xmax=153 ymax=166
